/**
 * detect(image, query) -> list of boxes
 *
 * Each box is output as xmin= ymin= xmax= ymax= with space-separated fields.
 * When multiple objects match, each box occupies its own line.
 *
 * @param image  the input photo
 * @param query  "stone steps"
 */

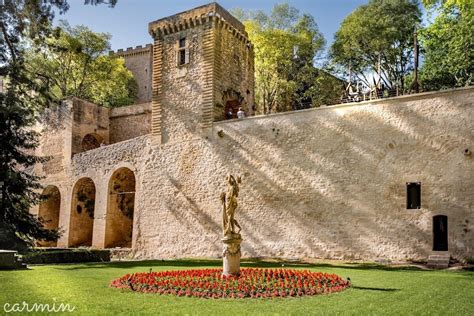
xmin=427 ymin=252 xmax=450 ymax=269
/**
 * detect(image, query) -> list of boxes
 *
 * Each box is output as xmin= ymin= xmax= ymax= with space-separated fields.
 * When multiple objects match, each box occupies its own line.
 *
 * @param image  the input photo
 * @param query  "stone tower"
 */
xmin=115 ymin=44 xmax=153 ymax=104
xmin=148 ymin=2 xmax=255 ymax=144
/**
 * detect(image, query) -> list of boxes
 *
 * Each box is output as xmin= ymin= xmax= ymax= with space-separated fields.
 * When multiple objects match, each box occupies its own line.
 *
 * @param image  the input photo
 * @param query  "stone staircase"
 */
xmin=427 ymin=252 xmax=450 ymax=269
xmin=0 ymin=250 xmax=27 ymax=270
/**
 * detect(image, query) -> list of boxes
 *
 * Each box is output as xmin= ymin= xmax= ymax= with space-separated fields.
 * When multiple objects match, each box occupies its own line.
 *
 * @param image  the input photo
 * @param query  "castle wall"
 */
xmin=159 ymin=23 xmax=211 ymax=144
xmin=115 ymin=45 xmax=153 ymax=104
xmin=39 ymin=87 xmax=473 ymax=261
xmin=35 ymin=105 xmax=72 ymax=177
xmin=70 ymin=98 xmax=109 ymax=156
xmin=148 ymin=2 xmax=255 ymax=143
xmin=109 ymin=103 xmax=151 ymax=144
xmin=213 ymin=22 xmax=255 ymax=120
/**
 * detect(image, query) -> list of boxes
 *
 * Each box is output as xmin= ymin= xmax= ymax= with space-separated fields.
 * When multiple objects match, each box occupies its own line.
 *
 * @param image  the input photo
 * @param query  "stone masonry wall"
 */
xmin=133 ymin=88 xmax=473 ymax=261
xmin=213 ymin=22 xmax=254 ymax=120
xmin=71 ymin=98 xmax=109 ymax=156
xmin=159 ymin=24 xmax=210 ymax=144
xmin=37 ymin=87 xmax=473 ymax=262
xmin=115 ymin=45 xmax=153 ymax=104
xmin=109 ymin=103 xmax=151 ymax=144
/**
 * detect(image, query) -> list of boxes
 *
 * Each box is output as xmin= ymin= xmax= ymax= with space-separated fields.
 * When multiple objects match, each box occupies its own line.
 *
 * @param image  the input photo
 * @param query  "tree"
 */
xmin=330 ymin=0 xmax=422 ymax=93
xmin=27 ymin=21 xmax=136 ymax=107
xmin=234 ymin=4 xmax=328 ymax=114
xmin=419 ymin=0 xmax=473 ymax=89
xmin=0 ymin=0 xmax=117 ymax=250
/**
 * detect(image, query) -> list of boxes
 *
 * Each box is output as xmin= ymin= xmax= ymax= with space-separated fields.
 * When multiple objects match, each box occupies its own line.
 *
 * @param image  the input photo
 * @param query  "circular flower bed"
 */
xmin=110 ymin=268 xmax=350 ymax=298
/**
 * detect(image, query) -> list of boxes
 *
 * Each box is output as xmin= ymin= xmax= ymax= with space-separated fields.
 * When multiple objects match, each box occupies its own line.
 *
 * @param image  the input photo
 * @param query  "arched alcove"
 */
xmin=69 ymin=178 xmax=96 ymax=247
xmin=81 ymin=133 xmax=104 ymax=152
xmin=37 ymin=185 xmax=61 ymax=247
xmin=105 ymin=168 xmax=135 ymax=248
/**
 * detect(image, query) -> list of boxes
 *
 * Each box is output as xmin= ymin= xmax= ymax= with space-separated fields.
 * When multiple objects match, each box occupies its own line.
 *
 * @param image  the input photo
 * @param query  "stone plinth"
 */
xmin=222 ymin=235 xmax=242 ymax=276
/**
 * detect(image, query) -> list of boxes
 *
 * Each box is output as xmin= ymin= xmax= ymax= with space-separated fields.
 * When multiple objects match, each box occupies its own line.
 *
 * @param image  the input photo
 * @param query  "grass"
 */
xmin=0 ymin=259 xmax=473 ymax=315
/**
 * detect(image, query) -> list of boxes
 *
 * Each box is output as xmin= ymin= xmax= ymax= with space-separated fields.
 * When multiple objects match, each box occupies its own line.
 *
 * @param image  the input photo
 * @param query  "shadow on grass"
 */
xmin=47 ymin=258 xmax=430 ymax=273
xmin=351 ymin=286 xmax=400 ymax=292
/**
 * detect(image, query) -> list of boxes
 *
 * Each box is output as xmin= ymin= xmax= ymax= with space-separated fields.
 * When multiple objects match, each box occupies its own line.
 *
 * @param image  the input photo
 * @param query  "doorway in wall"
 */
xmin=225 ymin=100 xmax=240 ymax=119
xmin=433 ymin=215 xmax=448 ymax=251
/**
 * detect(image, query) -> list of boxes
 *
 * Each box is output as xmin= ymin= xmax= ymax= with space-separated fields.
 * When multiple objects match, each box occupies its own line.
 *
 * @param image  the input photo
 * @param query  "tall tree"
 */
xmin=0 ymin=0 xmax=116 ymax=250
xmin=420 ymin=0 xmax=473 ymax=89
xmin=27 ymin=21 xmax=136 ymax=107
xmin=234 ymin=4 xmax=328 ymax=114
xmin=330 ymin=0 xmax=422 ymax=93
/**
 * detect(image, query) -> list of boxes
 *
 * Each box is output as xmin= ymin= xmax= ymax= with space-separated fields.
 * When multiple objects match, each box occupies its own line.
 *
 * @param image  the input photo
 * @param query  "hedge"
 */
xmin=22 ymin=249 xmax=110 ymax=264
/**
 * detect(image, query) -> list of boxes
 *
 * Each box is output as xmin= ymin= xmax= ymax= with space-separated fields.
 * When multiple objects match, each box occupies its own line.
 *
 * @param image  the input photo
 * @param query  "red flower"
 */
xmin=110 ymin=268 xmax=350 ymax=299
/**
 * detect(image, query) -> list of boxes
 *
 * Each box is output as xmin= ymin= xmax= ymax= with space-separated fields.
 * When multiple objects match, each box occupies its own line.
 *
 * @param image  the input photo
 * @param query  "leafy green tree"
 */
xmin=27 ymin=21 xmax=136 ymax=107
xmin=0 ymin=0 xmax=116 ymax=250
xmin=234 ymin=4 xmax=329 ymax=113
xmin=420 ymin=0 xmax=473 ymax=89
xmin=330 ymin=0 xmax=422 ymax=93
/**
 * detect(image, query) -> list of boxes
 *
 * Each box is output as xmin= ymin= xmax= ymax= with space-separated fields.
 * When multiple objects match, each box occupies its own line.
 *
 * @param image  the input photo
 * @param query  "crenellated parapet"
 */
xmin=148 ymin=2 xmax=251 ymax=46
xmin=147 ymin=2 xmax=255 ymax=142
xmin=111 ymin=44 xmax=153 ymax=57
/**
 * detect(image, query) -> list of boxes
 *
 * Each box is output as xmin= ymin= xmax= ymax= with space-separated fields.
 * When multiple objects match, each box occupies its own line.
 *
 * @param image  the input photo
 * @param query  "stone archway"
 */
xmin=37 ymin=185 xmax=61 ymax=247
xmin=222 ymin=89 xmax=244 ymax=119
xmin=81 ymin=133 xmax=104 ymax=152
xmin=105 ymin=168 xmax=136 ymax=248
xmin=69 ymin=178 xmax=96 ymax=247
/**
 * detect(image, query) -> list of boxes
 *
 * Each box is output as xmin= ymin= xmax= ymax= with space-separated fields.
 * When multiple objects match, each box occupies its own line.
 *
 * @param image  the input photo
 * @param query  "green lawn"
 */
xmin=0 ymin=259 xmax=473 ymax=315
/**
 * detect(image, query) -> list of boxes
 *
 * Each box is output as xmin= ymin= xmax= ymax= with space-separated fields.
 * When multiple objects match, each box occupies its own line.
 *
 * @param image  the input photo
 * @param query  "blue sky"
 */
xmin=56 ymin=0 xmax=369 ymax=52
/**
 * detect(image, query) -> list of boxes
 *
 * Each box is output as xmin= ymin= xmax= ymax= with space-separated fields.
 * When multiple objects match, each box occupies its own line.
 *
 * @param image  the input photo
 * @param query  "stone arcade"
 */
xmin=30 ymin=3 xmax=473 ymax=263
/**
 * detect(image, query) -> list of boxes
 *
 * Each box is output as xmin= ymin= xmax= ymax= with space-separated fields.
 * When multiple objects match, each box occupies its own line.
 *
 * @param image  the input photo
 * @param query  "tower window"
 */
xmin=407 ymin=182 xmax=421 ymax=209
xmin=177 ymin=38 xmax=189 ymax=66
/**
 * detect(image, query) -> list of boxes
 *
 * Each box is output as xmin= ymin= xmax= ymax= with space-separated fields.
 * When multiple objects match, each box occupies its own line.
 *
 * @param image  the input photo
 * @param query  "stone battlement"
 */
xmin=148 ymin=2 xmax=248 ymax=40
xmin=110 ymin=44 xmax=153 ymax=57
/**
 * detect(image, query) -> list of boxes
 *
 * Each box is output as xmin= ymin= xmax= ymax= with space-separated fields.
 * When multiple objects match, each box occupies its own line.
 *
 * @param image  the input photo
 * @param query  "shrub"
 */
xmin=22 ymin=249 xmax=110 ymax=264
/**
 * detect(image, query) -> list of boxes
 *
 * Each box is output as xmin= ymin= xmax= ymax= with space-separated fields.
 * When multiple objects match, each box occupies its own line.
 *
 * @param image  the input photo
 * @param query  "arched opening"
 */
xmin=105 ymin=168 xmax=135 ymax=248
xmin=225 ymin=100 xmax=241 ymax=119
xmin=81 ymin=133 xmax=104 ymax=152
xmin=222 ymin=89 xmax=243 ymax=120
xmin=37 ymin=185 xmax=61 ymax=247
xmin=69 ymin=178 xmax=96 ymax=247
xmin=433 ymin=215 xmax=448 ymax=251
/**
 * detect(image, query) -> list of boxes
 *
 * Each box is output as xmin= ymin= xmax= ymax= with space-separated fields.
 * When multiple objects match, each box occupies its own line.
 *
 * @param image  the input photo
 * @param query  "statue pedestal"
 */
xmin=222 ymin=234 xmax=242 ymax=276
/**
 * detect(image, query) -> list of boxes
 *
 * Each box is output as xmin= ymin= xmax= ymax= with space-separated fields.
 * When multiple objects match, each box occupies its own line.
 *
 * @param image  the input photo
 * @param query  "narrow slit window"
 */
xmin=177 ymin=38 xmax=189 ymax=66
xmin=407 ymin=182 xmax=421 ymax=209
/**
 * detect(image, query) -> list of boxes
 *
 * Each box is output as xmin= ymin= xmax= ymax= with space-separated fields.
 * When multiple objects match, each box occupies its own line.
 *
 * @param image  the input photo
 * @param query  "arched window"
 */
xmin=105 ymin=168 xmax=136 ymax=248
xmin=37 ymin=185 xmax=61 ymax=247
xmin=69 ymin=178 xmax=96 ymax=247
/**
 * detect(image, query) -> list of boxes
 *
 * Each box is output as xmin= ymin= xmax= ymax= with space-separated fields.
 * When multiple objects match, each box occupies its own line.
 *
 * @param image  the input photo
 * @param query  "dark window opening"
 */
xmin=177 ymin=38 xmax=188 ymax=66
xmin=407 ymin=182 xmax=421 ymax=209
xmin=179 ymin=50 xmax=186 ymax=65
xmin=433 ymin=215 xmax=448 ymax=251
